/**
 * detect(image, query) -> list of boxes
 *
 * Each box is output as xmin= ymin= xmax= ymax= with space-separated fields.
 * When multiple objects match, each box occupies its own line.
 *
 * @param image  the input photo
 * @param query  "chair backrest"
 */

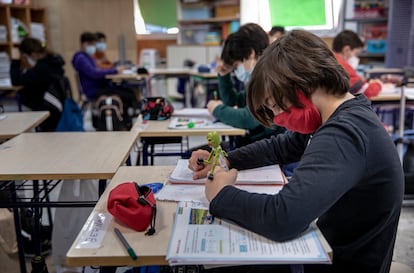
xmin=74 ymin=72 xmax=90 ymax=111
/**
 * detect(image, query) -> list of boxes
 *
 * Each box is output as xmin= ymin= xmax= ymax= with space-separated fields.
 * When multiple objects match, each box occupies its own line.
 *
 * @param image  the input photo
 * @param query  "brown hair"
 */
xmin=332 ymin=30 xmax=364 ymax=53
xmin=247 ymin=29 xmax=350 ymax=127
xmin=19 ymin=37 xmax=46 ymax=55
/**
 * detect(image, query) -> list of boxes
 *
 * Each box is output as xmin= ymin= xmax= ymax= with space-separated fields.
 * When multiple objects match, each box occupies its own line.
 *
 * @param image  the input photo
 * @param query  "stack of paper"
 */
xmin=172 ymin=108 xmax=211 ymax=118
xmin=0 ymin=52 xmax=10 ymax=87
xmin=156 ymin=184 xmax=282 ymax=205
xmin=169 ymin=159 xmax=285 ymax=185
xmin=30 ymin=22 xmax=46 ymax=42
xmin=166 ymin=201 xmax=332 ymax=266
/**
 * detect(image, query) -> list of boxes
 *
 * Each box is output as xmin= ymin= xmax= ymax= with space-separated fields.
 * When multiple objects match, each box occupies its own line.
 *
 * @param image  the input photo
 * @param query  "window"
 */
xmin=134 ymin=0 xmax=178 ymax=34
xmin=241 ymin=0 xmax=343 ymax=35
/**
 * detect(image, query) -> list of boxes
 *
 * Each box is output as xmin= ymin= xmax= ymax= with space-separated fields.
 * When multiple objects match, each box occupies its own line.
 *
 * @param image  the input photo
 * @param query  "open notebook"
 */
xmin=169 ymin=159 xmax=286 ymax=185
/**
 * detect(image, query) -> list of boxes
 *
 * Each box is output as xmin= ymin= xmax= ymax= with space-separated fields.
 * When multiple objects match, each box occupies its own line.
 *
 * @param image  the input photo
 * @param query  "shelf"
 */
xmin=0 ymin=3 xmax=28 ymax=9
xmin=359 ymin=52 xmax=385 ymax=58
xmin=0 ymin=4 xmax=47 ymax=57
xmin=178 ymin=16 xmax=239 ymax=25
xmin=344 ymin=17 xmax=388 ymax=23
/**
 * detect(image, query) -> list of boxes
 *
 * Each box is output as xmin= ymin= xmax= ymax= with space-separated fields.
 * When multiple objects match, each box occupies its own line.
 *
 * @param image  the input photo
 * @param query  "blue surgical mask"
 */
xmin=85 ymin=45 xmax=96 ymax=55
xmin=96 ymin=42 xmax=106 ymax=52
xmin=27 ymin=56 xmax=37 ymax=67
xmin=234 ymin=59 xmax=254 ymax=83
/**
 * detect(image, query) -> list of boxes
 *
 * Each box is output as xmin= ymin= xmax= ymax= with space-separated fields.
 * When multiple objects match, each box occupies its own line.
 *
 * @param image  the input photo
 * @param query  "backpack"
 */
xmin=43 ymin=75 xmax=70 ymax=114
xmin=403 ymin=139 xmax=414 ymax=194
xmin=92 ymin=94 xmax=127 ymax=131
xmin=141 ymin=97 xmax=174 ymax=121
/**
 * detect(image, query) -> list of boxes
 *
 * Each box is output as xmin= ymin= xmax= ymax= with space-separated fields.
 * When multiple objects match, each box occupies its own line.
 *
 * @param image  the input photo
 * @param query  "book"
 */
xmin=166 ymin=201 xmax=332 ymax=266
xmin=156 ymin=184 xmax=282 ymax=205
xmin=169 ymin=159 xmax=286 ymax=185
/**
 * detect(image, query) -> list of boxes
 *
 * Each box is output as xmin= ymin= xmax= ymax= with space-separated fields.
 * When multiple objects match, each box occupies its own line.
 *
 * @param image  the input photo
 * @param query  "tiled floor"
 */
xmin=1 ymin=100 xmax=413 ymax=272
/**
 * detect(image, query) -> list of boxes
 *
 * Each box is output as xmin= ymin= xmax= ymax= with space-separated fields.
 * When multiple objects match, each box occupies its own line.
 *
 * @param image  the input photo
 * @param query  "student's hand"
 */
xmin=215 ymin=59 xmax=233 ymax=76
xmin=20 ymin=55 xmax=31 ymax=69
xmin=207 ymin=100 xmax=223 ymax=113
xmin=188 ymin=149 xmax=211 ymax=179
xmin=116 ymin=66 xmax=125 ymax=74
xmin=369 ymin=78 xmax=383 ymax=85
xmin=205 ymin=168 xmax=237 ymax=201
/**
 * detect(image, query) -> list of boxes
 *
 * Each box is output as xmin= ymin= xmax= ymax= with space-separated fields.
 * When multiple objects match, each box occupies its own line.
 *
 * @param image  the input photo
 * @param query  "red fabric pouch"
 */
xmin=107 ymin=182 xmax=156 ymax=235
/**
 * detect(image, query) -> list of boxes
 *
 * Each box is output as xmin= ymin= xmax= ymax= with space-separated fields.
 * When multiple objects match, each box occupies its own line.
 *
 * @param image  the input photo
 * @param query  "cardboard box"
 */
xmin=215 ymin=5 xmax=239 ymax=18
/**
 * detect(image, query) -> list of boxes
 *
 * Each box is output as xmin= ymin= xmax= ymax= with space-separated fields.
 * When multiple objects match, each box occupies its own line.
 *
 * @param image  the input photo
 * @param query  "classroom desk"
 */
xmin=135 ymin=119 xmax=246 ymax=165
xmin=0 ymin=131 xmax=139 ymax=273
xmin=106 ymin=69 xmax=218 ymax=107
xmin=0 ymin=111 xmax=50 ymax=140
xmin=67 ymin=166 xmax=332 ymax=268
xmin=66 ymin=166 xmax=175 ymax=267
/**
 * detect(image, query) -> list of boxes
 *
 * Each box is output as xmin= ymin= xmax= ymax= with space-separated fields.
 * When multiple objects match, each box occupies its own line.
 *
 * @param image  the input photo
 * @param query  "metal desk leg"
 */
xmin=98 ymin=180 xmax=107 ymax=197
xmin=33 ymin=180 xmax=42 ymax=256
xmin=397 ymin=85 xmax=406 ymax=162
xmin=43 ymin=180 xmax=53 ymax=232
xmin=142 ymin=141 xmax=150 ymax=166
xmin=10 ymin=182 xmax=27 ymax=273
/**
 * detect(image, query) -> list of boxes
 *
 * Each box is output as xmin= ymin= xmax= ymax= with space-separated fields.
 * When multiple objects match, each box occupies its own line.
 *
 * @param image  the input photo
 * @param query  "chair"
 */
xmin=74 ymin=72 xmax=91 ymax=112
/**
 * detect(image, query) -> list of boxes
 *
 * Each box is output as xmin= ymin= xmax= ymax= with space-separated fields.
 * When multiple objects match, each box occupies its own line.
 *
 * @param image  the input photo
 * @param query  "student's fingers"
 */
xmin=205 ymin=168 xmax=238 ymax=201
xmin=193 ymin=168 xmax=210 ymax=180
xmin=214 ymin=168 xmax=237 ymax=184
xmin=188 ymin=149 xmax=210 ymax=171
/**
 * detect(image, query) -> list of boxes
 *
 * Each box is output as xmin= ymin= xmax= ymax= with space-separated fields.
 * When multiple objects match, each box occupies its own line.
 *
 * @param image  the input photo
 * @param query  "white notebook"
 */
xmin=169 ymin=159 xmax=286 ymax=185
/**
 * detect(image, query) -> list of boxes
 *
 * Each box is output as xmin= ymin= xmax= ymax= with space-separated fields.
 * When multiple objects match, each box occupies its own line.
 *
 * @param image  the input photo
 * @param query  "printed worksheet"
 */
xmin=166 ymin=202 xmax=331 ymax=265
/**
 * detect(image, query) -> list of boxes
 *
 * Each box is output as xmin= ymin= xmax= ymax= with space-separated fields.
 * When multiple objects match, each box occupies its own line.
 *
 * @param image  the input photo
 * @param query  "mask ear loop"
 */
xmin=135 ymin=183 xmax=157 ymax=236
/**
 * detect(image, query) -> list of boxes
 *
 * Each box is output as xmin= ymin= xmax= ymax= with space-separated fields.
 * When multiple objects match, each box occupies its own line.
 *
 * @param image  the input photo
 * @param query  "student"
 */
xmin=72 ymin=32 xmax=122 ymax=100
xmin=332 ymin=30 xmax=382 ymax=98
xmin=10 ymin=37 xmax=65 ymax=131
xmin=189 ymin=29 xmax=404 ymax=273
xmin=268 ymin=25 xmax=285 ymax=43
xmin=94 ymin=31 xmax=114 ymax=69
xmin=208 ymin=23 xmax=285 ymax=148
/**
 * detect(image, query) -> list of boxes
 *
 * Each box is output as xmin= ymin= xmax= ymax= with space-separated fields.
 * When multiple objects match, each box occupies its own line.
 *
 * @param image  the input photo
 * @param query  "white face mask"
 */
xmin=234 ymin=59 xmax=254 ymax=83
xmin=85 ymin=45 xmax=96 ymax=55
xmin=347 ymin=55 xmax=360 ymax=69
xmin=27 ymin=57 xmax=37 ymax=67
xmin=96 ymin=42 xmax=106 ymax=52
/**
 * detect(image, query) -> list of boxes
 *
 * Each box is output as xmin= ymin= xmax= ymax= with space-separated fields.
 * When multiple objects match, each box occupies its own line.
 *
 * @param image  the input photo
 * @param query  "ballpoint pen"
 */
xmin=114 ymin=227 xmax=138 ymax=260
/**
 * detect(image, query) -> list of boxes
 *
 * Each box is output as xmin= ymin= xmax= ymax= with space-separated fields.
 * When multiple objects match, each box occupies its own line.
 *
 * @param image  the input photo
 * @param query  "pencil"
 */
xmin=114 ymin=227 xmax=138 ymax=260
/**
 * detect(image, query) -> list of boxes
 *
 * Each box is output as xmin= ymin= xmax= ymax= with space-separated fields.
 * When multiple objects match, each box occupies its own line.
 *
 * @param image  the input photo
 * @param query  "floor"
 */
xmin=1 ymin=99 xmax=413 ymax=273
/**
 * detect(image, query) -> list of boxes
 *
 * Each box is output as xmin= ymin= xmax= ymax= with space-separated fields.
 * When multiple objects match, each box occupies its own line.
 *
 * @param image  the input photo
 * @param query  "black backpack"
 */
xmin=43 ymin=75 xmax=71 ymax=114
xmin=92 ymin=94 xmax=127 ymax=131
xmin=403 ymin=140 xmax=414 ymax=194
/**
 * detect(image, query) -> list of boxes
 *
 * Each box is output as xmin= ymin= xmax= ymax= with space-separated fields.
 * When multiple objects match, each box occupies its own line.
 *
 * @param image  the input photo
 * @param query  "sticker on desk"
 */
xmin=75 ymin=212 xmax=113 ymax=249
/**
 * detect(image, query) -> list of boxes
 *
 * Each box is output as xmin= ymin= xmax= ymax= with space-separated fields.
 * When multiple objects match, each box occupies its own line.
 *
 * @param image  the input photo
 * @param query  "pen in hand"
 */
xmin=197 ymin=157 xmax=205 ymax=166
xmin=114 ymin=227 xmax=138 ymax=260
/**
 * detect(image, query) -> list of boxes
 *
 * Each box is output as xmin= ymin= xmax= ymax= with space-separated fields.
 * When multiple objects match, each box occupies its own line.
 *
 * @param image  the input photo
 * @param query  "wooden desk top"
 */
xmin=370 ymin=93 xmax=401 ymax=102
xmin=0 ymin=111 xmax=50 ymax=140
xmin=0 ymin=131 xmax=139 ymax=181
xmin=135 ymin=119 xmax=246 ymax=138
xmin=106 ymin=73 xmax=147 ymax=81
xmin=66 ymin=166 xmax=175 ymax=267
xmin=0 ymin=85 xmax=22 ymax=91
